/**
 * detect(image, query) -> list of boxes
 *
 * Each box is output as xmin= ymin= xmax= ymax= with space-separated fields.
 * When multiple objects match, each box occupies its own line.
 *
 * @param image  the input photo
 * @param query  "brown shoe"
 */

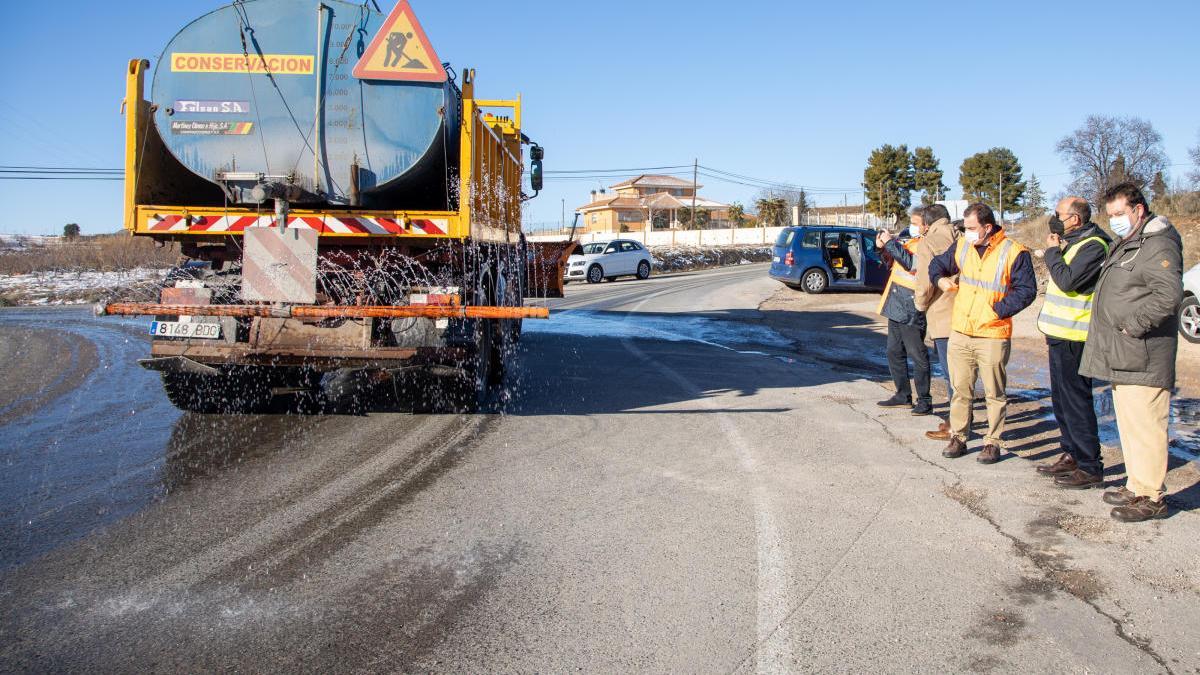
xmin=1102 ymin=487 xmax=1136 ymax=506
xmin=1053 ymin=469 xmax=1102 ymax=490
xmin=942 ymin=436 xmax=967 ymax=458
xmin=1111 ymin=496 xmax=1168 ymax=522
xmin=926 ymin=422 xmax=951 ymax=441
xmin=977 ymin=444 xmax=1002 ymax=464
xmin=1036 ymin=453 xmax=1077 ymax=477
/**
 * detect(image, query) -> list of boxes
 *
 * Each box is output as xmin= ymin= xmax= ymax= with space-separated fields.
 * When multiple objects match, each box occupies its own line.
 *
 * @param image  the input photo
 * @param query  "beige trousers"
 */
xmin=1112 ymin=384 xmax=1171 ymax=501
xmin=948 ymin=331 xmax=1011 ymax=446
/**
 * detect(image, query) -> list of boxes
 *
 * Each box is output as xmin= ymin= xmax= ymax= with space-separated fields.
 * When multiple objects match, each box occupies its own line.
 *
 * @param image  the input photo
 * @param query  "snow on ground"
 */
xmin=651 ymin=245 xmax=772 ymax=274
xmin=0 ymin=234 xmax=60 ymax=251
xmin=0 ymin=269 xmax=168 ymax=306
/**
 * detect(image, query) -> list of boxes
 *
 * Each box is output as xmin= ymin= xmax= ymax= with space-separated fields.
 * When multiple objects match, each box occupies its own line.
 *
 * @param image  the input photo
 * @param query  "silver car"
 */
xmin=564 ymin=239 xmax=654 ymax=284
xmin=1180 ymin=262 xmax=1200 ymax=344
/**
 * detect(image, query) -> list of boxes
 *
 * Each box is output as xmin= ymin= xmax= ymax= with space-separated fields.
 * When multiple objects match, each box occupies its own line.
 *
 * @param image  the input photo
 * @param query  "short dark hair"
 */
xmin=1066 ymin=196 xmax=1091 ymax=223
xmin=951 ymin=219 xmax=965 ymax=232
xmin=964 ymin=202 xmax=997 ymax=227
xmin=1102 ymin=181 xmax=1148 ymax=210
xmin=924 ymin=203 xmax=951 ymax=223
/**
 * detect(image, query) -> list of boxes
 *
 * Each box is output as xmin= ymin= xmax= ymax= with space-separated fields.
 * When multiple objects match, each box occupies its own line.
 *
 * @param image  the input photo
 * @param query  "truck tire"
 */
xmin=161 ymin=370 xmax=274 ymax=414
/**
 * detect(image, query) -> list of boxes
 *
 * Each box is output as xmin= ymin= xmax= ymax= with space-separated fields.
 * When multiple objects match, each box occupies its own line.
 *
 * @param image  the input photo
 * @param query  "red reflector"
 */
xmin=784 ymin=251 xmax=795 ymax=266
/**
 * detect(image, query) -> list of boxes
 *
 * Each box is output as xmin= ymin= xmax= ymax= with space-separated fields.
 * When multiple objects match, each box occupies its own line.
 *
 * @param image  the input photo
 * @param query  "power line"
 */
xmin=0 ymin=165 xmax=121 ymax=172
xmin=545 ymin=164 xmax=692 ymax=175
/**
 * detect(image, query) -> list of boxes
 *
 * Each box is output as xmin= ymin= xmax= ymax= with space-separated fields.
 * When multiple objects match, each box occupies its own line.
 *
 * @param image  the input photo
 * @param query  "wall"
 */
xmin=529 ymin=213 xmax=889 ymax=247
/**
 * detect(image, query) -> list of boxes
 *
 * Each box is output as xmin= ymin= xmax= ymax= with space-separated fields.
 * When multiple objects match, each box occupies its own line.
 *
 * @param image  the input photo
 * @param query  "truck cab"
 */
xmin=768 ymin=226 xmax=889 ymax=294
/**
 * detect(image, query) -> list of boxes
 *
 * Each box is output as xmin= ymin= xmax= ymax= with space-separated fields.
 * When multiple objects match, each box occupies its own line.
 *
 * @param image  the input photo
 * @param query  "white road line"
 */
xmin=620 ymin=287 xmax=795 ymax=673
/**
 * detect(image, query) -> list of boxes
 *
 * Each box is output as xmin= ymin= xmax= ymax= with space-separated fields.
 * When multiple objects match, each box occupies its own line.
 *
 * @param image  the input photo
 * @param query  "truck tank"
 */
xmin=150 ymin=0 xmax=460 ymax=210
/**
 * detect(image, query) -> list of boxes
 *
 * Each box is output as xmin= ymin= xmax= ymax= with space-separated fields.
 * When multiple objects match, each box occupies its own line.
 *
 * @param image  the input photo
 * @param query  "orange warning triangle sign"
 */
xmin=352 ymin=1 xmax=446 ymax=82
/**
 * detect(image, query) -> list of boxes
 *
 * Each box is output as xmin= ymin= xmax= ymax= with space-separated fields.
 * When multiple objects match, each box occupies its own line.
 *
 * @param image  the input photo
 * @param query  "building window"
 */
xmin=590 ymin=214 xmax=597 ymax=224
xmin=618 ymin=210 xmax=642 ymax=223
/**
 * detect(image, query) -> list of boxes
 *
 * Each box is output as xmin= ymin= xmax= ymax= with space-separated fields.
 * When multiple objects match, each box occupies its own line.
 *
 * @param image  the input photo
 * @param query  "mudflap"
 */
xmin=524 ymin=240 xmax=579 ymax=298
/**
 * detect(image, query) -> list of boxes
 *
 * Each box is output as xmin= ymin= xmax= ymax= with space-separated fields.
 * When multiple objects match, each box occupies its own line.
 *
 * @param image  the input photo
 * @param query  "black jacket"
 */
xmin=928 ymin=228 xmax=1037 ymax=320
xmin=880 ymin=238 xmax=923 ymax=326
xmin=1043 ymin=223 xmax=1111 ymax=295
xmin=1080 ymin=215 xmax=1183 ymax=388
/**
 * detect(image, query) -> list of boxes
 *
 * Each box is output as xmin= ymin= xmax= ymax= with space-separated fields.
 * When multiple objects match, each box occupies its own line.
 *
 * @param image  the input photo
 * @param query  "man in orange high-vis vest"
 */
xmin=928 ymin=203 xmax=1037 ymax=464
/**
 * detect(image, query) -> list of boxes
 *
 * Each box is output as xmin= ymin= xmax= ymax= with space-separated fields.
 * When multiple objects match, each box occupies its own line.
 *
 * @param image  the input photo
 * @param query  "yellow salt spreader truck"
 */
xmin=100 ymin=0 xmax=574 ymax=412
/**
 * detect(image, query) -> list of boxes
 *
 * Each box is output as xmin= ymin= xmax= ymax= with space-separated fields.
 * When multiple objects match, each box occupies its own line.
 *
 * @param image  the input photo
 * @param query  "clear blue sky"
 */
xmin=2 ymin=0 xmax=1198 ymax=235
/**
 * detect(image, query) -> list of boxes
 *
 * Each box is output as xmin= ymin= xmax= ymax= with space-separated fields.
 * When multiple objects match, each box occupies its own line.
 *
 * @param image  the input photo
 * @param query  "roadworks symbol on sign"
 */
xmin=352 ymin=0 xmax=446 ymax=82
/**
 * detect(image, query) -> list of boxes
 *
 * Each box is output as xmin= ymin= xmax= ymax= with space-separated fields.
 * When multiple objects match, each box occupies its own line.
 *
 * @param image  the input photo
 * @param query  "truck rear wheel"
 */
xmin=161 ymin=370 xmax=274 ymax=414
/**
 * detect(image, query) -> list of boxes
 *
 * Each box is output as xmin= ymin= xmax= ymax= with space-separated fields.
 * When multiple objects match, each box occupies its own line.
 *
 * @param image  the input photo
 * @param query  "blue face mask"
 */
xmin=908 ymin=224 xmax=921 ymax=238
xmin=1110 ymin=214 xmax=1132 ymax=238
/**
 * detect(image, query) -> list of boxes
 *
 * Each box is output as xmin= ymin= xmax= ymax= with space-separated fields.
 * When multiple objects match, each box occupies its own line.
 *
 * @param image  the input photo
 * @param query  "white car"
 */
xmin=564 ymin=239 xmax=654 ymax=284
xmin=1180 ymin=262 xmax=1200 ymax=344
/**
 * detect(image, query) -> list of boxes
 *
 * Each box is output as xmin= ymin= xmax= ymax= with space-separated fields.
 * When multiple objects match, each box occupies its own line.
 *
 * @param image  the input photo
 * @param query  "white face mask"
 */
xmin=1110 ymin=214 xmax=1133 ymax=238
xmin=908 ymin=224 xmax=921 ymax=239
xmin=964 ymin=229 xmax=980 ymax=244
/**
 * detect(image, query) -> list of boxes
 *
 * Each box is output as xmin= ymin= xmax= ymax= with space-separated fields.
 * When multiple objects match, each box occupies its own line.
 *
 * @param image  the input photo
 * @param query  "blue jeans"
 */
xmin=934 ymin=337 xmax=953 ymax=401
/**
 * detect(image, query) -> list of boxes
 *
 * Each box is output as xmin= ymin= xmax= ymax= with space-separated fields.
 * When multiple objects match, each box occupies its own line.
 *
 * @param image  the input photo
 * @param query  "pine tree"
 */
xmin=863 ymin=144 xmax=914 ymax=222
xmin=1022 ymin=174 xmax=1046 ymax=220
xmin=1150 ymin=171 xmax=1168 ymax=201
xmin=959 ymin=147 xmax=1026 ymax=217
xmin=912 ymin=147 xmax=947 ymax=206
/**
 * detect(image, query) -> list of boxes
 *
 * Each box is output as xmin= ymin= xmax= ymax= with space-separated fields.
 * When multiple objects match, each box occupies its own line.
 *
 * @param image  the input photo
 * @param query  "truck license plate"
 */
xmin=149 ymin=320 xmax=221 ymax=339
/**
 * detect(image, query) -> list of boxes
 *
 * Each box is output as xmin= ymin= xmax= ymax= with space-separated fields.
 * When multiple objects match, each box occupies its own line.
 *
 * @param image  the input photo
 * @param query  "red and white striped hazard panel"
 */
xmin=146 ymin=215 xmax=449 ymax=235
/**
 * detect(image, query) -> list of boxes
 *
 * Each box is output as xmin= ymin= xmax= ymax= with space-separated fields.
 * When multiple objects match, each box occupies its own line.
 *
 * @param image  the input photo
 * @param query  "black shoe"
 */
xmin=911 ymin=401 xmax=934 ymax=416
xmin=877 ymin=394 xmax=912 ymax=408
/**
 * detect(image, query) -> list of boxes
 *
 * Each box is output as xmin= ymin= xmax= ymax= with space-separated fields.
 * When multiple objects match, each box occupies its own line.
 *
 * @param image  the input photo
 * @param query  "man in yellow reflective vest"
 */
xmin=875 ymin=207 xmax=933 ymax=415
xmin=928 ymin=203 xmax=1038 ymax=464
xmin=1034 ymin=197 xmax=1111 ymax=489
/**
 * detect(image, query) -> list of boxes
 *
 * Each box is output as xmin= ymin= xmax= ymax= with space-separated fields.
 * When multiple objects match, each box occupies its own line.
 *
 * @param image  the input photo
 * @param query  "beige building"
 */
xmin=576 ymin=174 xmax=731 ymax=234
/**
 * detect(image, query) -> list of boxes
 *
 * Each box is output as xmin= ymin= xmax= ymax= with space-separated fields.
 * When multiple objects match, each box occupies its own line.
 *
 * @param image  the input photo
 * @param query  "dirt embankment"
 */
xmin=0 ymin=324 xmax=98 ymax=425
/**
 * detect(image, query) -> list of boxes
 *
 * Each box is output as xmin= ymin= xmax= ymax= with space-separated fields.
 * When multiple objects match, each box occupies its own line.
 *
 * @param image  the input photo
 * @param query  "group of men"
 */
xmin=874 ymin=182 xmax=1184 ymax=523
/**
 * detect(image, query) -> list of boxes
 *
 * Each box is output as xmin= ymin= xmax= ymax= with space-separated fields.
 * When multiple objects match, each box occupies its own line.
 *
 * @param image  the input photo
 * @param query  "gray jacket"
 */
xmin=1079 ymin=214 xmax=1183 ymax=389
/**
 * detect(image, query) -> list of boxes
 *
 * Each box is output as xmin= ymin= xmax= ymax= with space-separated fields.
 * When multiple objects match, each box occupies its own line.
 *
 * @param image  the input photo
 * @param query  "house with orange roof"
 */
xmin=576 ymin=175 xmax=731 ymax=233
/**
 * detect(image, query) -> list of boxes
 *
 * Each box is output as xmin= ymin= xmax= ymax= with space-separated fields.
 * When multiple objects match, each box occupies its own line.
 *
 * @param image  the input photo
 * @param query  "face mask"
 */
xmin=1109 ymin=214 xmax=1132 ymax=238
xmin=908 ymin=224 xmax=921 ymax=238
xmin=1048 ymin=215 xmax=1066 ymax=235
xmin=964 ymin=230 xmax=980 ymax=244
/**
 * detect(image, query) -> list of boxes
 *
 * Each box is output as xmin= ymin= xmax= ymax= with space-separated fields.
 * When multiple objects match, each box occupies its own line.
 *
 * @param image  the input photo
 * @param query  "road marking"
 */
xmin=620 ymin=286 xmax=795 ymax=672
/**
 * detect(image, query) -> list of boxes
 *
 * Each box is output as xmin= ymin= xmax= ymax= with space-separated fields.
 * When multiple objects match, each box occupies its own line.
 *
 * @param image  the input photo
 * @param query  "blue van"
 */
xmin=768 ymin=226 xmax=890 ymax=293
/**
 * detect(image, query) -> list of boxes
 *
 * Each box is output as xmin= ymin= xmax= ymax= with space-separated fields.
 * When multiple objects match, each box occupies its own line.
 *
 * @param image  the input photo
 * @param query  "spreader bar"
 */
xmin=97 ymin=303 xmax=550 ymax=320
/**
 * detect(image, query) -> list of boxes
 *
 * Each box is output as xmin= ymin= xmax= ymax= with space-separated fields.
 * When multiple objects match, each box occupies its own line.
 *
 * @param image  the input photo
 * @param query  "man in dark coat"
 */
xmin=1079 ymin=182 xmax=1184 ymax=522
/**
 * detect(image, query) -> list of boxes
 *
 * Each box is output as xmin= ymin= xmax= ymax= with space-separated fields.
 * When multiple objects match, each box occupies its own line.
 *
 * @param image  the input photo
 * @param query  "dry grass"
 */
xmin=0 ymin=233 xmax=179 ymax=275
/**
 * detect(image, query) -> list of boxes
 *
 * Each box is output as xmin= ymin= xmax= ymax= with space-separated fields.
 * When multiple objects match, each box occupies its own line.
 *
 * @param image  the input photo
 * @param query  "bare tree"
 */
xmin=1189 ymin=130 xmax=1200 ymax=188
xmin=1055 ymin=115 xmax=1168 ymax=205
xmin=756 ymin=188 xmax=810 ymax=221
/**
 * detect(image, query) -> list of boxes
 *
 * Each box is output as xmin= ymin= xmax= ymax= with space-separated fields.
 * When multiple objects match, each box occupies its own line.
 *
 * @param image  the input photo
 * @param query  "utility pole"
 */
xmin=691 ymin=158 xmax=698 ymax=231
xmin=560 ymin=199 xmax=565 ymax=231
xmin=998 ymin=171 xmax=1004 ymax=228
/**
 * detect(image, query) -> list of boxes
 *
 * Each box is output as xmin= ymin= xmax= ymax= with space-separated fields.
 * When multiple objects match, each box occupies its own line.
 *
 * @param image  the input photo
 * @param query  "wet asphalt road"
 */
xmin=2 ymin=265 xmax=1199 ymax=672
